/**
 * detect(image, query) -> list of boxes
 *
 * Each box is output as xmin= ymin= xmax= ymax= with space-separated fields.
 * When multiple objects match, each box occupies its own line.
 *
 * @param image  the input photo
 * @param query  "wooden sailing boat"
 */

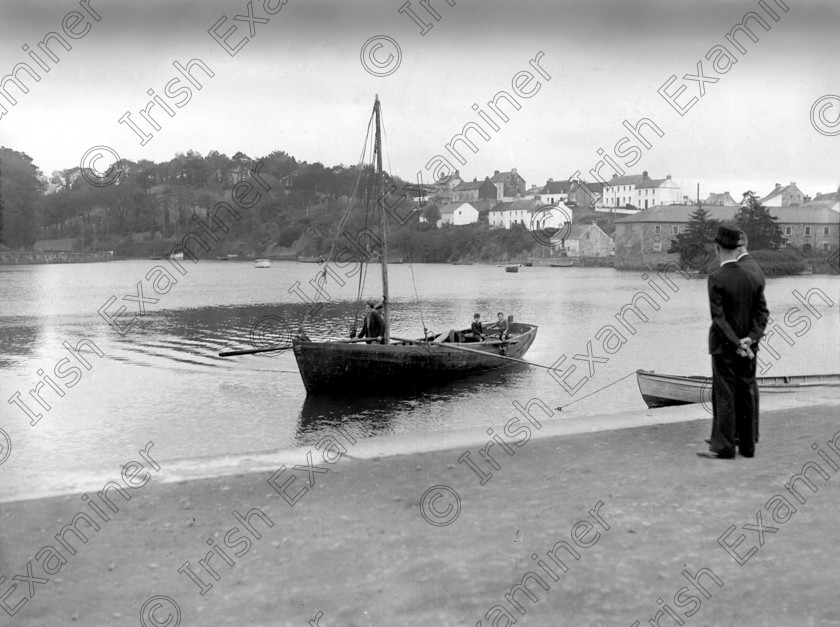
xmin=291 ymin=96 xmax=538 ymax=394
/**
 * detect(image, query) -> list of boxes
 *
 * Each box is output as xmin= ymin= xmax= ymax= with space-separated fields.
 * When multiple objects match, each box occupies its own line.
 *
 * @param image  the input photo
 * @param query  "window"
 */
xmin=825 ymin=243 xmax=831 ymax=251
xmin=824 ymin=227 xmax=830 ymax=235
xmin=805 ymin=226 xmax=811 ymax=235
xmin=672 ymin=226 xmax=679 ymax=234
xmin=785 ymin=226 xmax=792 ymax=235
xmin=654 ymin=225 xmax=661 ymax=234
xmin=653 ymin=242 xmax=662 ymax=252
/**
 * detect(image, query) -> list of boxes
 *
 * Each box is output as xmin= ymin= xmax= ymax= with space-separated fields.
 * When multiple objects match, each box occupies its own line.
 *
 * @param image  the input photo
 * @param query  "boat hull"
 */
xmin=293 ymin=324 xmax=538 ymax=393
xmin=636 ymin=369 xmax=840 ymax=408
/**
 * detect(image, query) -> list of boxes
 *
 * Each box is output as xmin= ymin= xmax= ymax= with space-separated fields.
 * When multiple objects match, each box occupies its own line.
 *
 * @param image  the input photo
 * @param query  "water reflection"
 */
xmin=294 ymin=364 xmax=531 ymax=444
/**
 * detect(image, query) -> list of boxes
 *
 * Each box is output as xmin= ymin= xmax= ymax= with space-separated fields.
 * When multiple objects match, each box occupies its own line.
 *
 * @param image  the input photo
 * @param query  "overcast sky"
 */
xmin=1 ymin=0 xmax=838 ymax=200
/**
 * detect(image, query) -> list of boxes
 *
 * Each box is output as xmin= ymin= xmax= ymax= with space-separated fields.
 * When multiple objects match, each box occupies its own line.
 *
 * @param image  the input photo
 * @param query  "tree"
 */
xmin=0 ymin=147 xmax=45 ymax=249
xmin=735 ymin=192 xmax=785 ymax=250
xmin=422 ymin=204 xmax=440 ymax=226
xmin=667 ymin=203 xmax=719 ymax=269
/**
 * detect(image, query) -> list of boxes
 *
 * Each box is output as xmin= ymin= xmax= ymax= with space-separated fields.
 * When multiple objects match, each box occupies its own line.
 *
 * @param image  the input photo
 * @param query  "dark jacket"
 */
xmin=707 ymin=261 xmax=769 ymax=355
xmin=737 ymin=253 xmax=765 ymax=286
xmin=359 ymin=310 xmax=385 ymax=343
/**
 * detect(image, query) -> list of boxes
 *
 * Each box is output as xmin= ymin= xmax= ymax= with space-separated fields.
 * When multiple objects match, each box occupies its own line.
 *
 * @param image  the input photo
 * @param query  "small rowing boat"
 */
xmin=636 ymin=369 xmax=840 ymax=408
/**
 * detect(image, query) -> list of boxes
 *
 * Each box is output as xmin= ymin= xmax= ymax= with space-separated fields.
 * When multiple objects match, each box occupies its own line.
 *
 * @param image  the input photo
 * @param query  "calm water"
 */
xmin=1 ymin=260 xmax=838 ymax=501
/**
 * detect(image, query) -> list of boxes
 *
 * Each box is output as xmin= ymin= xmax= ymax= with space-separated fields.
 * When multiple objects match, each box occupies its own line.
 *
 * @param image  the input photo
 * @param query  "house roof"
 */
xmin=453 ymin=179 xmax=493 ymax=191
xmin=606 ymin=173 xmax=647 ymax=187
xmin=490 ymin=199 xmax=541 ymax=213
xmin=570 ymin=181 xmax=604 ymax=194
xmin=772 ymin=204 xmax=840 ymax=223
xmin=539 ymin=180 xmax=572 ymax=195
xmin=704 ymin=192 xmax=738 ymax=206
xmin=760 ymin=182 xmax=803 ymax=203
xmin=490 ymin=171 xmax=522 ymax=183
xmin=614 ymin=203 xmax=840 ymax=225
xmin=813 ymin=190 xmax=839 ymax=202
xmin=438 ymin=201 xmax=486 ymax=215
xmin=567 ymin=224 xmax=599 ymax=240
xmin=637 ymin=178 xmax=673 ymax=190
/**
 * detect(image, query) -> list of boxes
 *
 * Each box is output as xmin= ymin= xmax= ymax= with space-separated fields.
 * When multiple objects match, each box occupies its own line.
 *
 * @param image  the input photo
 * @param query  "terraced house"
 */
xmin=601 ymin=171 xmax=681 ymax=210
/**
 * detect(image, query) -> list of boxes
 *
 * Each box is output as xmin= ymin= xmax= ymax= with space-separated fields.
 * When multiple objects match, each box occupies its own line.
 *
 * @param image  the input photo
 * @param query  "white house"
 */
xmin=437 ymin=202 xmax=480 ymax=226
xmin=488 ymin=199 xmax=540 ymax=229
xmin=601 ymin=171 xmax=681 ymax=210
xmin=636 ymin=175 xmax=681 ymax=209
xmin=536 ymin=179 xmax=572 ymax=206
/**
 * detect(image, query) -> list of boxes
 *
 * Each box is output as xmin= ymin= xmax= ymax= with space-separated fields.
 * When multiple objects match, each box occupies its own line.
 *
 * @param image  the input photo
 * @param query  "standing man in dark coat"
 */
xmin=736 ymin=232 xmax=765 ymax=442
xmin=699 ymin=226 xmax=769 ymax=459
xmin=356 ymin=299 xmax=386 ymax=344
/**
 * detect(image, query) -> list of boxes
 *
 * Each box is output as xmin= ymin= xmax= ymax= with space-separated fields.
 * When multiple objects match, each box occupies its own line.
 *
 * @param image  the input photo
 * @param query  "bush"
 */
xmin=750 ymin=249 xmax=806 ymax=276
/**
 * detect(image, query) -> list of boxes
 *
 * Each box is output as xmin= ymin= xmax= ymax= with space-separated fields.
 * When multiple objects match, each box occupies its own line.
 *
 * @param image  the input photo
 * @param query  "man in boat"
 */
xmin=355 ymin=298 xmax=386 ymax=344
xmin=699 ymin=226 xmax=768 ymax=460
xmin=466 ymin=313 xmax=486 ymax=341
xmin=488 ymin=312 xmax=511 ymax=340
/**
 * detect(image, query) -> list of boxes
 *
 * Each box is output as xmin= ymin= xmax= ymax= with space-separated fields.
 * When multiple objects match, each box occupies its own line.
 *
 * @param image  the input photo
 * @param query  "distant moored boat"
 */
xmin=255 ymin=259 xmax=271 ymax=268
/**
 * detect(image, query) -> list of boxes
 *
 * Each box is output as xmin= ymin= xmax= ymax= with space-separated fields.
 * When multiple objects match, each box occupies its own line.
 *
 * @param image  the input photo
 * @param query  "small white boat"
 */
xmin=255 ymin=259 xmax=271 ymax=268
xmin=636 ymin=369 xmax=840 ymax=408
xmin=168 ymin=251 xmax=184 ymax=261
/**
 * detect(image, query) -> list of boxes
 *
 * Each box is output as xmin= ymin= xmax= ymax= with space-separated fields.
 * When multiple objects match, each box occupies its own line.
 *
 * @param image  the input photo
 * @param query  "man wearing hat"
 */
xmin=736 ymin=231 xmax=765 ymax=442
xmin=699 ymin=225 xmax=769 ymax=459
xmin=354 ymin=297 xmax=386 ymax=344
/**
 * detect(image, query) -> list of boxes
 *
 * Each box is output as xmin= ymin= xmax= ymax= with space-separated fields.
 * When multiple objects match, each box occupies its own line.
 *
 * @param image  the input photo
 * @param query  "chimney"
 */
xmin=494 ymin=170 xmax=500 ymax=176
xmin=512 ymin=167 xmax=517 ymax=174
xmin=666 ymin=175 xmax=671 ymax=179
xmin=775 ymin=183 xmax=781 ymax=190
xmin=548 ymin=177 xmax=553 ymax=183
xmin=642 ymin=171 xmax=649 ymax=179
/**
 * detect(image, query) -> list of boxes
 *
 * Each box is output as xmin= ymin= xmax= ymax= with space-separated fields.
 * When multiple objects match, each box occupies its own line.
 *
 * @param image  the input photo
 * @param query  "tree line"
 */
xmin=0 ymin=146 xmax=538 ymax=261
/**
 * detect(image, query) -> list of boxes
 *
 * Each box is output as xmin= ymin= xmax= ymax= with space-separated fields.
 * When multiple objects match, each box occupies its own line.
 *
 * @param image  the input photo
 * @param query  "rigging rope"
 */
xmin=304 ymin=106 xmax=377 ymax=334
xmin=408 ymin=260 xmax=427 ymax=336
xmin=555 ymin=370 xmax=637 ymax=411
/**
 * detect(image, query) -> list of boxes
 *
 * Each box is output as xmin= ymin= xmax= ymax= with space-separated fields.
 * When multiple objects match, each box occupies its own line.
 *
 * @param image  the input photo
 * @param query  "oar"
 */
xmin=219 ymin=336 xmax=376 ymax=357
xmin=390 ymin=336 xmax=561 ymax=372
xmin=219 ymin=345 xmax=291 ymax=357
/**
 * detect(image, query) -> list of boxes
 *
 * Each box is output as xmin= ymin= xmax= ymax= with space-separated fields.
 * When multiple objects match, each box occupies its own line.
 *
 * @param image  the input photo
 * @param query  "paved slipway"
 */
xmin=1 ymin=390 xmax=838 ymax=626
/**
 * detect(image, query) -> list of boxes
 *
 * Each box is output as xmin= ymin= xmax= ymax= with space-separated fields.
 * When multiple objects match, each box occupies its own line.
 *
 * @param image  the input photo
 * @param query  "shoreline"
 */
xmin=0 ymin=399 xmax=838 ymax=625
xmin=3 ymin=387 xmax=836 ymax=505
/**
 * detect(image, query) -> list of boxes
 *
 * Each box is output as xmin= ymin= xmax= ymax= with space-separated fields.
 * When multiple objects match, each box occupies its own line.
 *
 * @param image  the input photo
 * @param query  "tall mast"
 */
xmin=374 ymin=95 xmax=390 ymax=342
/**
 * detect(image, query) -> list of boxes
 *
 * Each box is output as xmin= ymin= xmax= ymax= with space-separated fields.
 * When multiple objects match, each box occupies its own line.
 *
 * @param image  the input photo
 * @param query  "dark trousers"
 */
xmin=710 ymin=353 xmax=757 ymax=456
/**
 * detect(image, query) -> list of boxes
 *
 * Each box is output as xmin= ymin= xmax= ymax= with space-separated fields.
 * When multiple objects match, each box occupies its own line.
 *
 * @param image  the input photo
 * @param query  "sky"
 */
xmin=0 ymin=0 xmax=838 ymax=201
